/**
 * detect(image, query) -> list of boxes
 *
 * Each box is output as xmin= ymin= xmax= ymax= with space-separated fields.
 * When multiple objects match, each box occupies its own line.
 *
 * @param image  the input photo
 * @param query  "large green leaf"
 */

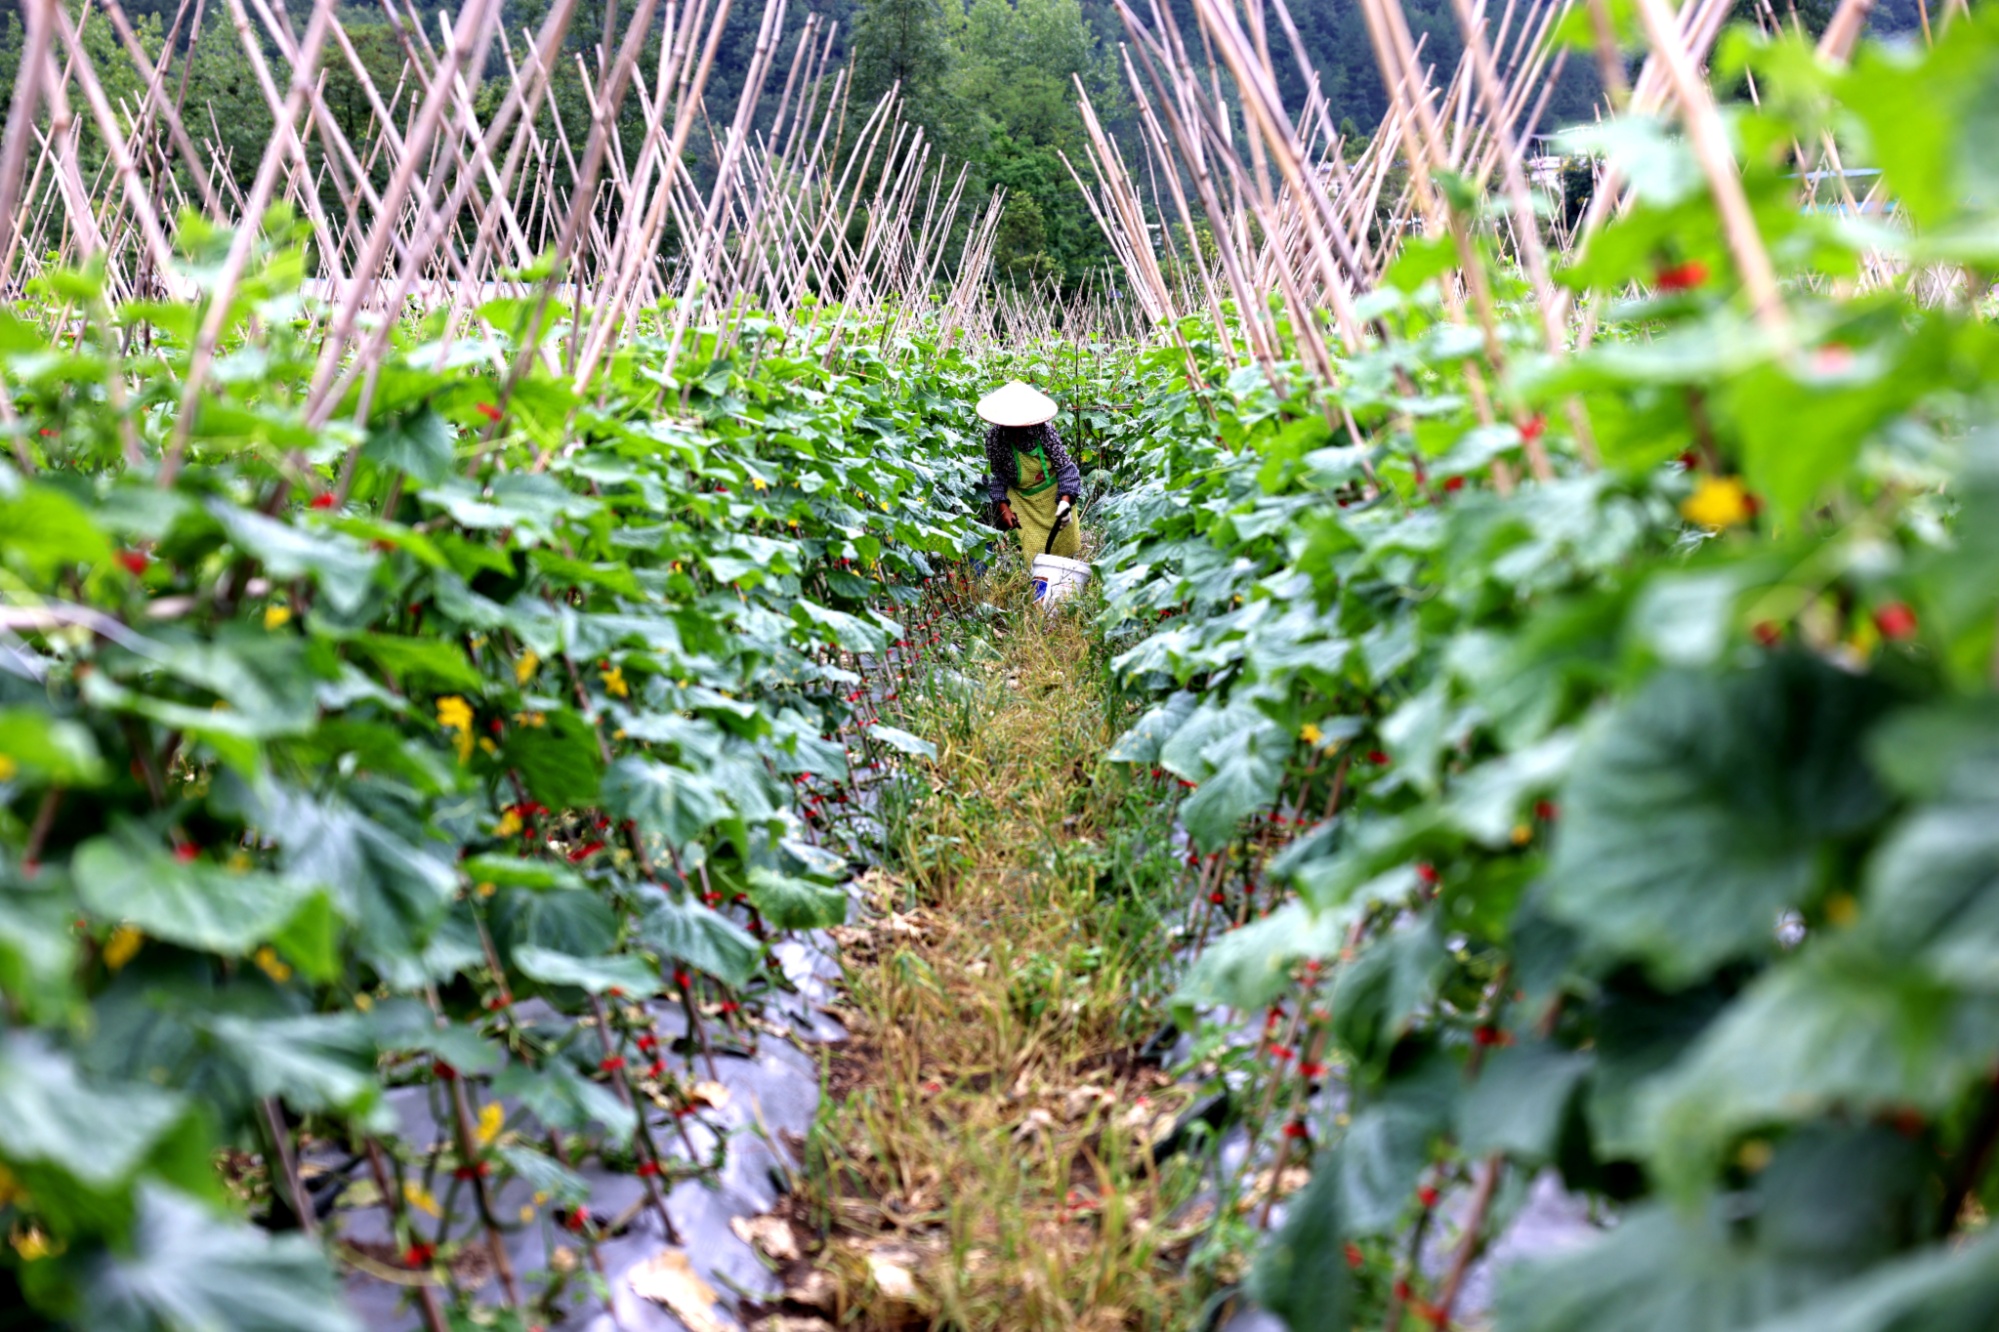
xmin=1544 ymin=656 xmax=1895 ymax=985
xmin=1247 ymin=1158 xmax=1352 ymax=1332
xmin=208 ymin=501 xmax=378 ymax=614
xmin=501 ymin=709 xmax=604 ymax=808
xmin=745 ymin=866 xmax=846 ymax=931
xmin=603 ymin=757 xmax=725 ymax=849
xmin=1641 ymin=944 xmax=1999 ymax=1190
xmin=635 ymin=892 xmax=761 ymax=989
xmin=512 ymin=945 xmax=663 ymax=998
xmin=72 ymin=836 xmax=330 ymax=962
xmin=202 ymin=1014 xmax=386 ymax=1124
xmin=82 ymin=1186 xmax=359 ymax=1332
xmin=0 ymin=1036 xmax=208 ymax=1233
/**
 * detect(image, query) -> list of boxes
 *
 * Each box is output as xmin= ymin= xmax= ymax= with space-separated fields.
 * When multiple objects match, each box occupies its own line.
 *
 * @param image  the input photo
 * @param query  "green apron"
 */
xmin=1007 ymin=441 xmax=1080 ymax=561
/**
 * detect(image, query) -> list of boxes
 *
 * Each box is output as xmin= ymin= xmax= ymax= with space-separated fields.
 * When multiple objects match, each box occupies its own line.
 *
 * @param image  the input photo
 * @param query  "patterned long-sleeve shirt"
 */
xmin=984 ymin=422 xmax=1082 ymax=507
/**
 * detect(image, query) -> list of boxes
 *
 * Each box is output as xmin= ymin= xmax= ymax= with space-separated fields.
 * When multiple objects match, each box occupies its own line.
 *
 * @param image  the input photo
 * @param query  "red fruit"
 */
xmin=118 ymin=550 xmax=151 ymax=577
xmin=1752 ymin=620 xmax=1783 ymax=647
xmin=1442 ymin=476 xmax=1465 ymax=494
xmin=432 ymin=1060 xmax=457 ymax=1080
xmin=453 ymin=1162 xmax=489 ymax=1180
xmin=718 ymin=1001 xmax=739 ymax=1014
xmin=1415 ymin=863 xmax=1438 ymax=886
xmin=1366 ymin=750 xmax=1389 ymax=765
xmin=565 ymin=839 xmax=606 ymax=863
xmin=476 ymin=402 xmax=503 ymax=422
xmin=673 ymin=969 xmax=692 ymax=990
xmin=1208 ymin=891 xmax=1225 ymax=904
xmin=607 ymin=986 xmax=625 ymax=999
xmin=1268 ymin=1044 xmax=1294 ymax=1061
xmin=562 ymin=1209 xmax=588 ymax=1233
xmin=403 ymin=1244 xmax=435 ymax=1267
xmin=636 ymin=1160 xmax=662 ymax=1177
xmin=1874 ymin=602 xmax=1918 ymax=641
xmin=1282 ymin=1120 xmax=1309 ymax=1140
xmin=1655 ymin=259 xmax=1709 ymax=292
xmin=1678 ymin=451 xmax=1701 ymax=471
xmin=636 ymin=1033 xmax=658 ymax=1052
xmin=484 ymin=993 xmax=513 ymax=1011
xmin=309 ymin=493 xmax=337 ymax=510
xmin=173 ymin=842 xmax=198 ymax=862
xmin=1344 ymin=1241 xmax=1364 ymax=1269
xmin=1300 ymin=1061 xmax=1327 ymax=1079
xmin=599 ymin=1055 xmax=625 ymax=1073
xmin=1521 ymin=414 xmax=1547 ymax=443
xmin=1417 ymin=1185 xmax=1440 ymax=1209
xmin=1473 ymin=1025 xmax=1513 ymax=1048
xmin=1534 ymin=799 xmax=1559 ymax=821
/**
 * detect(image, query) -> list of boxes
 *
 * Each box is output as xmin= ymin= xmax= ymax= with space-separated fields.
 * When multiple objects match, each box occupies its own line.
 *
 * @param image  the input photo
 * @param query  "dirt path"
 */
xmin=745 ymin=597 xmax=1211 ymax=1331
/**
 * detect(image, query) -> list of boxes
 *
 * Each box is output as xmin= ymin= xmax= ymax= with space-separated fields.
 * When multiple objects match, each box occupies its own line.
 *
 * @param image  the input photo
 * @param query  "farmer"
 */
xmin=977 ymin=379 xmax=1082 ymax=562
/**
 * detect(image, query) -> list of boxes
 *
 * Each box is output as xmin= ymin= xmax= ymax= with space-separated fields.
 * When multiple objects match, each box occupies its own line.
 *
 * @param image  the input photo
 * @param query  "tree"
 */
xmin=851 ymin=0 xmax=955 ymax=132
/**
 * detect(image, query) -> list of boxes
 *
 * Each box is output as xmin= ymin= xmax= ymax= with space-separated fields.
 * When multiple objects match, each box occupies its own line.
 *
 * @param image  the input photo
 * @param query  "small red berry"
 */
xmin=432 ymin=1059 xmax=457 ymax=1080
xmin=599 ymin=1055 xmax=625 ymax=1073
xmin=1520 ymin=414 xmax=1547 ymax=443
xmin=173 ymin=842 xmax=199 ymax=863
xmin=1208 ymin=891 xmax=1225 ymax=904
xmin=476 ymin=402 xmax=503 ymax=423
xmin=1366 ymin=749 xmax=1389 ymax=765
xmin=1282 ymin=1120 xmax=1309 ymax=1140
xmin=1442 ymin=476 xmax=1465 ymax=493
xmin=118 ymin=550 xmax=151 ymax=576
xmin=1415 ymin=863 xmax=1438 ymax=886
xmin=403 ymin=1244 xmax=435 ymax=1267
xmin=1874 ymin=602 xmax=1918 ymax=641
xmin=309 ymin=493 xmax=337 ymax=510
xmin=1655 ymin=259 xmax=1709 ymax=292
xmin=1344 ymin=1241 xmax=1364 ymax=1269
xmin=1752 ymin=621 xmax=1783 ymax=647
xmin=1534 ymin=799 xmax=1559 ymax=821
xmin=1417 ymin=1185 xmax=1439 ymax=1208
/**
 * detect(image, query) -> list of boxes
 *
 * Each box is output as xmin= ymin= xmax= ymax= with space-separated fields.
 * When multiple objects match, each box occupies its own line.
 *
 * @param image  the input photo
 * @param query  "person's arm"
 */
xmin=1044 ymin=423 xmax=1083 ymax=500
xmin=984 ymin=424 xmax=1011 ymax=507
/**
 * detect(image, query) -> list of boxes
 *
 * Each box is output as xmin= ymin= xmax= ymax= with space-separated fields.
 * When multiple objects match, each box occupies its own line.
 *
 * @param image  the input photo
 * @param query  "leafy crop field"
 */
xmin=5 ymin=0 xmax=1999 ymax=1330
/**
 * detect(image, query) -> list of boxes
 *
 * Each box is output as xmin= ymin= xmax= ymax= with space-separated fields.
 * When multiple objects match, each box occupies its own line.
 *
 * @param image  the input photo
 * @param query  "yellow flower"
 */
xmin=751 ymin=477 xmax=768 ymax=493
xmin=10 ymin=1225 xmax=59 ymax=1262
xmin=478 ymin=737 xmax=498 ymax=755
xmin=404 ymin=1181 xmax=441 ymax=1217
xmin=494 ymin=810 xmax=523 ymax=838
xmin=0 ymin=755 xmax=15 ymax=781
xmin=601 ymin=665 xmax=629 ymax=698
xmin=1510 ymin=822 xmax=1534 ymax=846
xmin=476 ymin=1102 xmax=504 ymax=1148
xmin=1681 ymin=476 xmax=1753 ymax=531
xmin=436 ymin=696 xmax=475 ymax=764
xmin=519 ymin=1203 xmax=537 ymax=1224
xmin=263 ymin=604 xmax=292 ymax=630
xmin=516 ymin=651 xmax=540 ymax=685
xmin=476 ymin=881 xmax=497 ymax=899
xmin=103 ymin=924 xmax=144 ymax=971
xmin=253 ymin=946 xmax=293 ymax=984
xmin=1300 ymin=723 xmax=1323 ymax=746
xmin=228 ymin=850 xmax=252 ymax=872
xmin=354 ymin=992 xmax=374 ymax=1012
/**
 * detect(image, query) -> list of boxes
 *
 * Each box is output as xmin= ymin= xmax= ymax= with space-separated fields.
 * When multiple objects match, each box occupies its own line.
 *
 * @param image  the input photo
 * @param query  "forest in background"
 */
xmin=0 ymin=0 xmax=1932 ymax=292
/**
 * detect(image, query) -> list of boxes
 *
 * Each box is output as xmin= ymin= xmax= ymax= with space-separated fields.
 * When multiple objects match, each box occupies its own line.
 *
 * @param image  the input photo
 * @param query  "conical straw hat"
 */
xmin=976 ymin=380 xmax=1058 ymax=427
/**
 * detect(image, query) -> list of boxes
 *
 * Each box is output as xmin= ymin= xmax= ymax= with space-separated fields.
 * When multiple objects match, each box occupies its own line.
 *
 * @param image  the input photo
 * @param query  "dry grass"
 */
xmin=773 ymin=589 xmax=1207 ymax=1331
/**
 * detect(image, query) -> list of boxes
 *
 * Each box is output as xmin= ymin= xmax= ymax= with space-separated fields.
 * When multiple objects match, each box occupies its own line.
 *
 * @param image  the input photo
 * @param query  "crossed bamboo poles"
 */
xmin=0 ymin=0 xmax=1028 ymax=453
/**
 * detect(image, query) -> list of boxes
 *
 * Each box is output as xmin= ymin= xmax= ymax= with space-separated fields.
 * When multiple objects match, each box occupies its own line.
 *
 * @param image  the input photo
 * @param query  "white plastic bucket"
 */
xmin=1031 ymin=553 xmax=1092 ymax=607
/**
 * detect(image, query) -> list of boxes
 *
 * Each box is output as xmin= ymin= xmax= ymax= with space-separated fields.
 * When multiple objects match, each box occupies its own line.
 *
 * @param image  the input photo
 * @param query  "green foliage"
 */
xmin=1084 ymin=11 xmax=1999 ymax=1328
xmin=0 ymin=231 xmax=988 ymax=1320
